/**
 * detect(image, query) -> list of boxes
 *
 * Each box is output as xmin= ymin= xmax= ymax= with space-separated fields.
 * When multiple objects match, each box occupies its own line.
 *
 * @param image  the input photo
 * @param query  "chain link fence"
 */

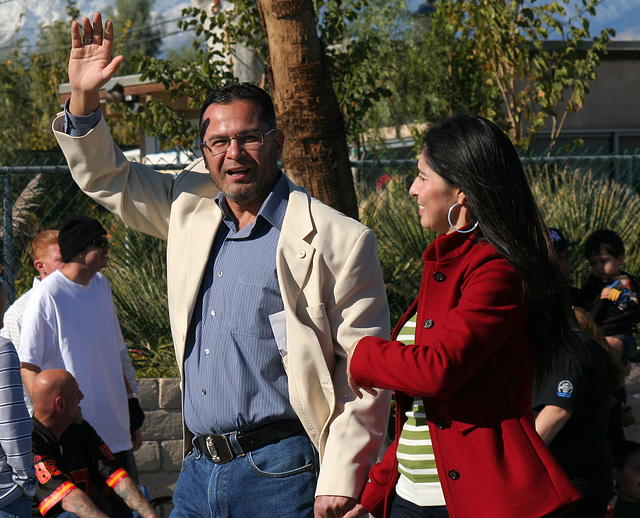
xmin=2 ymin=150 xmax=640 ymax=376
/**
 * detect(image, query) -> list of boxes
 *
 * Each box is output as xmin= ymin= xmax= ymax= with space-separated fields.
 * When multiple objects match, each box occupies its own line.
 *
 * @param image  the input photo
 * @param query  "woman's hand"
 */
xmin=347 ymin=338 xmax=378 ymax=399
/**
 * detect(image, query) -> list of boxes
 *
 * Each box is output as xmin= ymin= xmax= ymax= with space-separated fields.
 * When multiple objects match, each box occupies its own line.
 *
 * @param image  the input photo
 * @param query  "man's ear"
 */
xmin=274 ymin=129 xmax=285 ymax=160
xmin=34 ymin=259 xmax=46 ymax=277
xmin=200 ymin=145 xmax=209 ymax=171
xmin=54 ymin=395 xmax=65 ymax=413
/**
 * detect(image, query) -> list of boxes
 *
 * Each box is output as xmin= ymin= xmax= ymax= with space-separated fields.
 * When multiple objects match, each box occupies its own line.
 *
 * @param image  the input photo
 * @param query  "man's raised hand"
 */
xmin=68 ymin=12 xmax=124 ymax=115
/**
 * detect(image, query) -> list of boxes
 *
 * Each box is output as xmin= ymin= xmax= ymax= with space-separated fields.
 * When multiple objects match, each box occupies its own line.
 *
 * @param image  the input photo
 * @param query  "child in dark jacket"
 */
xmin=576 ymin=229 xmax=640 ymax=369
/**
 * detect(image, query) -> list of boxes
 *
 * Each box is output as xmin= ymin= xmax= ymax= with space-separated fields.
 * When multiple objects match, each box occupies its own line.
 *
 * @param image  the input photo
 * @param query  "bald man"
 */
xmin=30 ymin=370 xmax=156 ymax=518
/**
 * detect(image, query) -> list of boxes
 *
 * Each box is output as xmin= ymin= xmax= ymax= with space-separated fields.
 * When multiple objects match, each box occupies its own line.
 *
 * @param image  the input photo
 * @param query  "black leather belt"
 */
xmin=194 ymin=419 xmax=304 ymax=464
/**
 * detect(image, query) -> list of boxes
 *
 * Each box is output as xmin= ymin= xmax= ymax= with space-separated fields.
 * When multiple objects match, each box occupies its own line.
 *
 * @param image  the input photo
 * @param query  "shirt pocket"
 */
xmin=230 ymin=278 xmax=283 ymax=339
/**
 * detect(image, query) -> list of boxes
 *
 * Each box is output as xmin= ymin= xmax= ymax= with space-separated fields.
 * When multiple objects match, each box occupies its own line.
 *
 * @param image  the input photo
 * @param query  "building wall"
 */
xmin=535 ymin=45 xmax=640 ymax=153
xmin=134 ymin=378 xmax=182 ymax=516
xmin=563 ymin=60 xmax=640 ymax=132
xmin=623 ymin=364 xmax=640 ymax=444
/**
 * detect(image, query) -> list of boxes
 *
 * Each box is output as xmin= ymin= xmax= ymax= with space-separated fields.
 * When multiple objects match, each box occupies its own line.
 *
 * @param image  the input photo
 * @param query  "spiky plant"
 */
xmin=529 ymin=166 xmax=640 ymax=287
xmin=103 ymin=218 xmax=178 ymax=378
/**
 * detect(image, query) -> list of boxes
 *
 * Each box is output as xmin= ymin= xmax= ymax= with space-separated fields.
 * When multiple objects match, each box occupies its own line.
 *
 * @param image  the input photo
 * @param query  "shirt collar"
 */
xmin=215 ymin=173 xmax=289 ymax=233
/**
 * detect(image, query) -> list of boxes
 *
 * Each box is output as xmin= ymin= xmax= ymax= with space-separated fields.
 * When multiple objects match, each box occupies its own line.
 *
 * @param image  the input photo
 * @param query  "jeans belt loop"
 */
xmin=228 ymin=432 xmax=245 ymax=458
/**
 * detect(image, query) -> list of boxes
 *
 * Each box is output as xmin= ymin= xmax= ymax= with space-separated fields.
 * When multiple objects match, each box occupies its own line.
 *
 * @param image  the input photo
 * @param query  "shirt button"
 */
xmin=201 ymin=389 xmax=207 ymax=396
xmin=448 ymin=469 xmax=460 ymax=480
xmin=423 ymin=319 xmax=434 ymax=329
xmin=210 ymin=310 xmax=216 ymax=317
xmin=204 ymin=349 xmax=210 ymax=355
xmin=218 ymin=271 xmax=223 ymax=277
xmin=433 ymin=271 xmax=446 ymax=282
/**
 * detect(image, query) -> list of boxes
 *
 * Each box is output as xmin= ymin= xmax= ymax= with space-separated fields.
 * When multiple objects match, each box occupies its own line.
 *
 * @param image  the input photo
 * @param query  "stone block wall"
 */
xmin=134 ymin=378 xmax=182 ymax=516
xmin=623 ymin=364 xmax=640 ymax=443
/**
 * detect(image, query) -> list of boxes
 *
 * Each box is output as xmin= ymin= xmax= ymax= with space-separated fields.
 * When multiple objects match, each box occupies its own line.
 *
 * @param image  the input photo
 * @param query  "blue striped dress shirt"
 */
xmin=183 ymin=174 xmax=298 ymax=436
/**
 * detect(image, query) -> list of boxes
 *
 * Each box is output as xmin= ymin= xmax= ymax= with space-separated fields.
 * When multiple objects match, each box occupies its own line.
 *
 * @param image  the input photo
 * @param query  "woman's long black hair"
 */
xmin=422 ymin=114 xmax=576 ymax=382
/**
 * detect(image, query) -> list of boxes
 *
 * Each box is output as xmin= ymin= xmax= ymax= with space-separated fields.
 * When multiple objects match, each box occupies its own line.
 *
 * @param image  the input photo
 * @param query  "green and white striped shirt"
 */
xmin=395 ymin=314 xmax=445 ymax=506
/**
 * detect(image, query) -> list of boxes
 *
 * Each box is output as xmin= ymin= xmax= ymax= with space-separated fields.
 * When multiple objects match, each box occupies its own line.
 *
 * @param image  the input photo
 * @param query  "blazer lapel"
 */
xmin=185 ymin=196 xmax=222 ymax=317
xmin=277 ymin=183 xmax=316 ymax=305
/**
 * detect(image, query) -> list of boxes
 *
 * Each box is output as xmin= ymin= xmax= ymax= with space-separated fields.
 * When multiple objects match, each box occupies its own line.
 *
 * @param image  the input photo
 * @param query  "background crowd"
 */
xmin=0 ymin=10 xmax=638 ymax=518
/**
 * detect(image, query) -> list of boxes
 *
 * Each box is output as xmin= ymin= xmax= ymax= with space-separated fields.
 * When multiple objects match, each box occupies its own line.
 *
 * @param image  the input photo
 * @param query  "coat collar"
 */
xmin=424 ymin=229 xmax=479 ymax=264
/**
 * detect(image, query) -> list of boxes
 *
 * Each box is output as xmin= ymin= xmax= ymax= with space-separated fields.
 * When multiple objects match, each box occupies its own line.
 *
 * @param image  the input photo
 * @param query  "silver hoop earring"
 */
xmin=447 ymin=202 xmax=478 ymax=234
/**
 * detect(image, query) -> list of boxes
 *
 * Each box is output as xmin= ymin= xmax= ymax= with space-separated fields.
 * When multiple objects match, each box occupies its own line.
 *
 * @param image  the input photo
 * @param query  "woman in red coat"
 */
xmin=347 ymin=115 xmax=581 ymax=518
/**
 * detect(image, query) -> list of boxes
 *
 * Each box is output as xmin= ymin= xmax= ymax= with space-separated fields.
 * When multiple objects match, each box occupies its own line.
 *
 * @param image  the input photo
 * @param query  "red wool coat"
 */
xmin=351 ymin=230 xmax=581 ymax=518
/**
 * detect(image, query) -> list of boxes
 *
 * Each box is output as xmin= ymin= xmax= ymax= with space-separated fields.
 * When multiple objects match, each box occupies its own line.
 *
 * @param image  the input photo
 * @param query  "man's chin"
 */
xmin=73 ymin=411 xmax=84 ymax=423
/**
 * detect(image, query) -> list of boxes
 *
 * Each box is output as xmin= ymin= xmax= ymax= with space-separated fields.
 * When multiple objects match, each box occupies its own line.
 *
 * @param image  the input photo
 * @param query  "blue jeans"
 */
xmin=0 ymin=495 xmax=31 ymax=518
xmin=171 ymin=431 xmax=319 ymax=517
xmin=389 ymin=495 xmax=448 ymax=518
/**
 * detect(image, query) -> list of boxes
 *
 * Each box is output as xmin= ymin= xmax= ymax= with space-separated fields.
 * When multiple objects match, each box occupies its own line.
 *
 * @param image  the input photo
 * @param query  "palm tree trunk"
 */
xmin=258 ymin=0 xmax=359 ymax=220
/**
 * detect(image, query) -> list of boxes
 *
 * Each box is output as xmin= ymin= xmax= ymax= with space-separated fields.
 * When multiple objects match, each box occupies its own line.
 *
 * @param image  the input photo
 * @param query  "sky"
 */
xmin=1 ymin=0 xmax=638 ymax=57
xmin=0 ymin=0 xmax=192 ymax=56
xmin=407 ymin=0 xmax=640 ymax=40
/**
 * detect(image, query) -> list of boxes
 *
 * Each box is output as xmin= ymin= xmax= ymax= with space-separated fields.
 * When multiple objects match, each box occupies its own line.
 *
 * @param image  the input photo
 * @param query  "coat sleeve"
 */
xmin=351 ymin=256 xmax=527 ymax=398
xmin=314 ymin=228 xmax=392 ymax=499
xmin=81 ymin=422 xmax=129 ymax=492
xmin=33 ymin=446 xmax=77 ymax=517
xmin=52 ymin=113 xmax=176 ymax=241
xmin=360 ymin=437 xmax=397 ymax=518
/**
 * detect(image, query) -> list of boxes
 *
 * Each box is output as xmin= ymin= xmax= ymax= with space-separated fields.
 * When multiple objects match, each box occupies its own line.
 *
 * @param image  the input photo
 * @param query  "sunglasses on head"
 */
xmin=90 ymin=236 xmax=109 ymax=248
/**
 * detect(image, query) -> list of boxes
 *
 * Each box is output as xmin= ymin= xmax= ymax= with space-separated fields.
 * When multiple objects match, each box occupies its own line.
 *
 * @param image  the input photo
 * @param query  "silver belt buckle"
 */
xmin=205 ymin=436 xmax=220 ymax=462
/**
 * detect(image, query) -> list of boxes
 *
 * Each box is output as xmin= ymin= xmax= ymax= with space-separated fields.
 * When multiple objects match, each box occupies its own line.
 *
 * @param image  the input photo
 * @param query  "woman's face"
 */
xmin=410 ymin=154 xmax=461 ymax=233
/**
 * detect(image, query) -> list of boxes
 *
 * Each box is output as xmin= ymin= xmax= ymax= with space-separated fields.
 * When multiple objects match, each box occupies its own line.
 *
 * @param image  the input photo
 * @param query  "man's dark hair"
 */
xmin=584 ymin=229 xmax=625 ymax=259
xmin=613 ymin=440 xmax=640 ymax=470
xmin=199 ymin=83 xmax=277 ymax=141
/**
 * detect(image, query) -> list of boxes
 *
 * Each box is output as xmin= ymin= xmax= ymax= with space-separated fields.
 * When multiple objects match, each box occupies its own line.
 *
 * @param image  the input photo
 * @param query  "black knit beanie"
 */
xmin=59 ymin=215 xmax=107 ymax=262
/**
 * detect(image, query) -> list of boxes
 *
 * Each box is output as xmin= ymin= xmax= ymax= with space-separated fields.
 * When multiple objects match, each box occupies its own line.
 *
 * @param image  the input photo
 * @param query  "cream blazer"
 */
xmin=52 ymin=114 xmax=391 ymax=498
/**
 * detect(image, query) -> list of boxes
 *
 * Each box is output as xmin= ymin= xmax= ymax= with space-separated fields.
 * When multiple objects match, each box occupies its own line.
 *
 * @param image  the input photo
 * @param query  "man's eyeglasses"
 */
xmin=201 ymin=129 xmax=276 ymax=157
xmin=90 ymin=236 xmax=110 ymax=249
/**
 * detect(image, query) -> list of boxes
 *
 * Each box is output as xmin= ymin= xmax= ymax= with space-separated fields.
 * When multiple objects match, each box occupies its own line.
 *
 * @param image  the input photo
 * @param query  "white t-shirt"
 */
xmin=1 ymin=277 xmax=40 ymax=349
xmin=20 ymin=270 xmax=131 ymax=453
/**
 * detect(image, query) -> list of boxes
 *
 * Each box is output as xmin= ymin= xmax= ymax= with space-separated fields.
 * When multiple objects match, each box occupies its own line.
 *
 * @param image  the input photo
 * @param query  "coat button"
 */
xmin=448 ymin=469 xmax=460 ymax=480
xmin=433 ymin=271 xmax=446 ymax=282
xmin=423 ymin=319 xmax=434 ymax=329
xmin=296 ymin=250 xmax=306 ymax=258
xmin=435 ymin=420 xmax=446 ymax=430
